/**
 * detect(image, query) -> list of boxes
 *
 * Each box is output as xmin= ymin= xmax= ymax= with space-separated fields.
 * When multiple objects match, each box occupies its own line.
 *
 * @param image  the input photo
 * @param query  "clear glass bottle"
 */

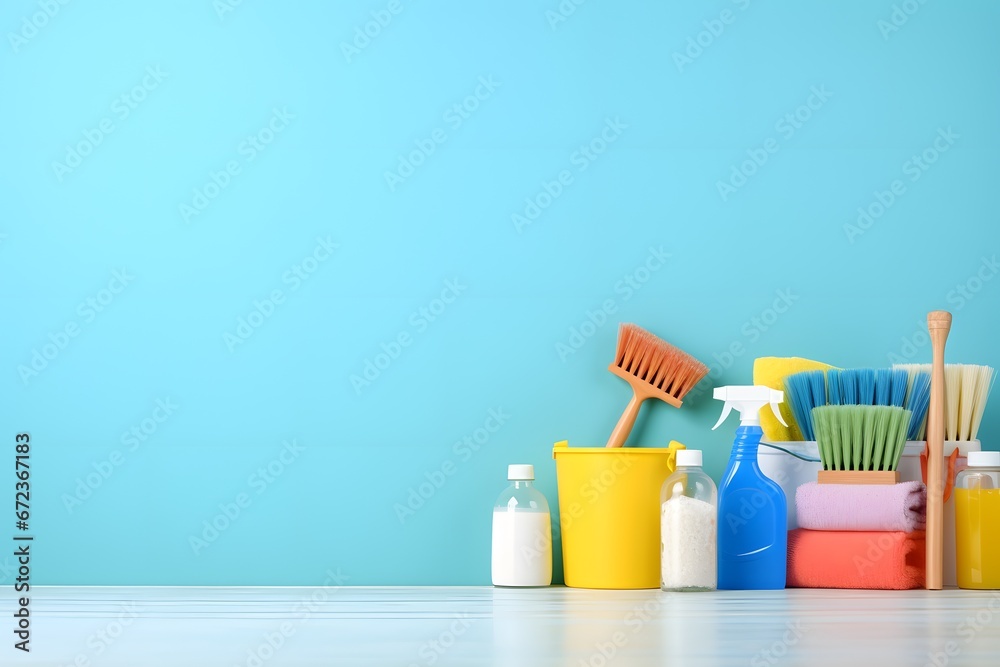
xmin=955 ymin=451 xmax=1000 ymax=590
xmin=660 ymin=449 xmax=717 ymax=591
xmin=491 ymin=464 xmax=552 ymax=587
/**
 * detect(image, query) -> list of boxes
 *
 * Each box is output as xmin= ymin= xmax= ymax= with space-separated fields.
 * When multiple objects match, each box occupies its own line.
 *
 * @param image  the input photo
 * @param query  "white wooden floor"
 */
xmin=4 ymin=586 xmax=1000 ymax=665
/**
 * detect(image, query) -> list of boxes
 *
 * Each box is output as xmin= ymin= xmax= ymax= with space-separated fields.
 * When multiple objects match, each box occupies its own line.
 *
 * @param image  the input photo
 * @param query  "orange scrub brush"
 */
xmin=605 ymin=323 xmax=709 ymax=448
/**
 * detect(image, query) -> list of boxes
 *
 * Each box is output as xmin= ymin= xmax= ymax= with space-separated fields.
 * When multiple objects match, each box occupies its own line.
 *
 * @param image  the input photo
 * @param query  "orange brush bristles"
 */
xmin=613 ymin=323 xmax=709 ymax=401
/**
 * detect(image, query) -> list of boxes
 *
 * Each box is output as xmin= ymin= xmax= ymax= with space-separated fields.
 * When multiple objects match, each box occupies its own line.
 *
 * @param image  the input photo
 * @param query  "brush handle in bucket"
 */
xmin=606 ymin=392 xmax=646 ymax=449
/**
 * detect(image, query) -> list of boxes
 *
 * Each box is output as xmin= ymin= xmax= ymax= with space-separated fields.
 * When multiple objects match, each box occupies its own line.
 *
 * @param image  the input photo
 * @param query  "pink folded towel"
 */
xmin=795 ymin=481 xmax=926 ymax=532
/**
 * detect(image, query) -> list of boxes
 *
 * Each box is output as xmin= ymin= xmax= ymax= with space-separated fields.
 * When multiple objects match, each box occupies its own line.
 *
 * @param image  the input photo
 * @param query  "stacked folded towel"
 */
xmin=787 ymin=481 xmax=927 ymax=590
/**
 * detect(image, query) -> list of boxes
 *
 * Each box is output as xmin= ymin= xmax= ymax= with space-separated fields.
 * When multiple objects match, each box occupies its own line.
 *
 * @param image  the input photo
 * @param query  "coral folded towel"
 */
xmin=795 ymin=481 xmax=926 ymax=532
xmin=787 ymin=529 xmax=925 ymax=590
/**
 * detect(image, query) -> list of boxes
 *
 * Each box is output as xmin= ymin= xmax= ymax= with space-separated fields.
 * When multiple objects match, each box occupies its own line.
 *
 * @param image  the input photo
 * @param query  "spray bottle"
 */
xmin=713 ymin=386 xmax=788 ymax=590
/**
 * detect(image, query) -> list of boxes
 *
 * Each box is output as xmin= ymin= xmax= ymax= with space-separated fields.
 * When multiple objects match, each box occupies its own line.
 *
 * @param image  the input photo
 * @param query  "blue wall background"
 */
xmin=2 ymin=1 xmax=998 ymax=585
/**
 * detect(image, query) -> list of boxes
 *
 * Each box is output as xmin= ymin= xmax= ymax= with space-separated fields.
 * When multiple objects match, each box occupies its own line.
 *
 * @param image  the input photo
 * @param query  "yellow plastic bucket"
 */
xmin=552 ymin=440 xmax=684 ymax=589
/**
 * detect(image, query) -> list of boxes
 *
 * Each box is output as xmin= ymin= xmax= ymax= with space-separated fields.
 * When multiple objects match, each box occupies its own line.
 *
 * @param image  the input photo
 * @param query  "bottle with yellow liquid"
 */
xmin=955 ymin=451 xmax=1000 ymax=589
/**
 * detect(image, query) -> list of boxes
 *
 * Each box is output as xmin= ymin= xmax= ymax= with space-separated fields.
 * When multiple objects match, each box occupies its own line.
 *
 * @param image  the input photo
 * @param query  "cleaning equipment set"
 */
xmin=502 ymin=311 xmax=996 ymax=594
xmin=548 ymin=323 xmax=708 ymax=589
xmin=774 ymin=346 xmax=932 ymax=589
xmin=753 ymin=316 xmax=995 ymax=588
xmin=544 ymin=324 xmax=710 ymax=589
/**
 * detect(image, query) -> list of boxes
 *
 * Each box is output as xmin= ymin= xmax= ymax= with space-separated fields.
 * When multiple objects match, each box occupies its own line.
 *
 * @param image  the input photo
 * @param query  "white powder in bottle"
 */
xmin=661 ymin=494 xmax=717 ymax=591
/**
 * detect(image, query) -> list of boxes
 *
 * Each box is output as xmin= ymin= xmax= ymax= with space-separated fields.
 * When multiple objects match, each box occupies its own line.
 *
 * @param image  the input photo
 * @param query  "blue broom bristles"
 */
xmin=784 ymin=368 xmax=931 ymax=440
xmin=838 ymin=368 xmax=900 ymax=406
xmin=784 ymin=370 xmax=826 ymax=441
xmin=782 ymin=367 xmax=914 ymax=441
xmin=857 ymin=369 xmax=876 ymax=405
xmin=827 ymin=369 xmax=843 ymax=405
xmin=841 ymin=369 xmax=859 ymax=404
xmin=905 ymin=372 xmax=932 ymax=440
xmin=809 ymin=371 xmax=825 ymax=410
xmin=875 ymin=368 xmax=892 ymax=406
xmin=890 ymin=369 xmax=909 ymax=407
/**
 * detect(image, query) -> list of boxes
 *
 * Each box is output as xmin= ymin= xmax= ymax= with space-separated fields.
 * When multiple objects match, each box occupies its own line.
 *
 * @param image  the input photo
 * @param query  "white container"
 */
xmin=758 ymin=440 xmax=979 ymax=588
xmin=491 ymin=464 xmax=552 ymax=587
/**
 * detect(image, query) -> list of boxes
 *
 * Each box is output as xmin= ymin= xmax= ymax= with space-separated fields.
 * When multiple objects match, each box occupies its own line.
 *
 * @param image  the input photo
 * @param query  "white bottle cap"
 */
xmin=508 ymin=464 xmax=534 ymax=480
xmin=967 ymin=451 xmax=1000 ymax=467
xmin=675 ymin=450 xmax=702 ymax=467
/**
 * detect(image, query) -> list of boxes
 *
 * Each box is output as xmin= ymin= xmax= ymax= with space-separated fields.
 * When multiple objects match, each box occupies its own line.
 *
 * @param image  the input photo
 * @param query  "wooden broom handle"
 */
xmin=926 ymin=310 xmax=952 ymax=590
xmin=606 ymin=393 xmax=646 ymax=448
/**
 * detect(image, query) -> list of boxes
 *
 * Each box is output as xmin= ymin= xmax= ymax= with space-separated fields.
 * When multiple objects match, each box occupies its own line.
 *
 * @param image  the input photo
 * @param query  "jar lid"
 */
xmin=676 ymin=450 xmax=702 ymax=467
xmin=508 ymin=464 xmax=534 ymax=480
xmin=967 ymin=451 xmax=1000 ymax=467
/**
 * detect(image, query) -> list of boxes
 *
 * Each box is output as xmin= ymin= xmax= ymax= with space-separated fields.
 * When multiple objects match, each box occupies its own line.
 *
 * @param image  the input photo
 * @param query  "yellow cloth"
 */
xmin=753 ymin=357 xmax=837 ymax=441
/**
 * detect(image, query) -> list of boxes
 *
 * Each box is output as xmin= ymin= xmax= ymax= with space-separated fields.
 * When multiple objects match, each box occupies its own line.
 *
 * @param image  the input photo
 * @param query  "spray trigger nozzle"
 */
xmin=711 ymin=386 xmax=787 ymax=430
xmin=712 ymin=403 xmax=733 ymax=431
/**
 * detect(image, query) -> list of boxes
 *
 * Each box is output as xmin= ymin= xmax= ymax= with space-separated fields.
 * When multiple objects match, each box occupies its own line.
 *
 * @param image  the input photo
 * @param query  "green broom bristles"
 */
xmin=812 ymin=405 xmax=912 ymax=471
xmin=888 ymin=401 xmax=910 ymax=468
xmin=860 ymin=407 xmax=874 ymax=470
xmin=871 ymin=407 xmax=888 ymax=470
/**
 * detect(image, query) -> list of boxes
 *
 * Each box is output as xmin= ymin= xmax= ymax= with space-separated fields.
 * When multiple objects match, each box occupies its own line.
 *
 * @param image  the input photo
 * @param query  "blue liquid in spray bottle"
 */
xmin=713 ymin=386 xmax=788 ymax=590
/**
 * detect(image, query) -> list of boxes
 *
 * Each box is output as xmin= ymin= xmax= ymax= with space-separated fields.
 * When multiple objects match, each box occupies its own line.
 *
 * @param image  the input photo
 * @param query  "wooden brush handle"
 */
xmin=606 ymin=393 xmax=646 ymax=448
xmin=926 ymin=310 xmax=952 ymax=590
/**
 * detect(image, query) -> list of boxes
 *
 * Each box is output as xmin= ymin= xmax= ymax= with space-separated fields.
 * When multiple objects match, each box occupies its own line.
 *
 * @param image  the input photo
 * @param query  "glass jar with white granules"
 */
xmin=660 ymin=449 xmax=717 ymax=591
